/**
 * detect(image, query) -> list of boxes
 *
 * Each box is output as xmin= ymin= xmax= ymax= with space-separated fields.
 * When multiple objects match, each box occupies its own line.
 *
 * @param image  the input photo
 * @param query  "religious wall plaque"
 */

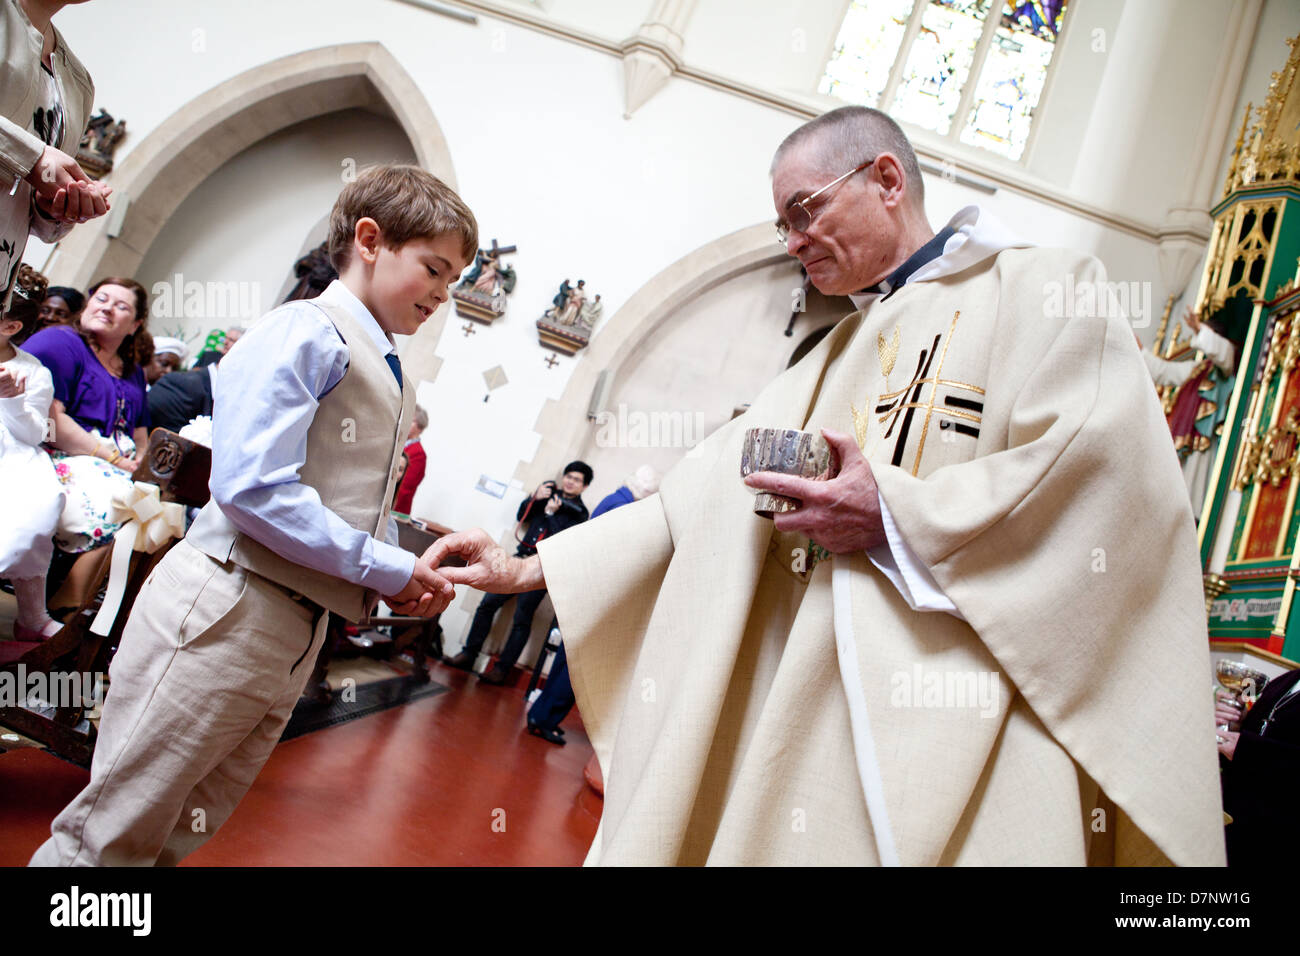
xmin=454 ymin=238 xmax=517 ymax=324
xmin=536 ymin=277 xmax=603 ymax=355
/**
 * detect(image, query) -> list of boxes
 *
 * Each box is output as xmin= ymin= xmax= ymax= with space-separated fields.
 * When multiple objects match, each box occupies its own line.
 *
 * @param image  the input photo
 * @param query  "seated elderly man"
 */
xmin=427 ymin=106 xmax=1224 ymax=866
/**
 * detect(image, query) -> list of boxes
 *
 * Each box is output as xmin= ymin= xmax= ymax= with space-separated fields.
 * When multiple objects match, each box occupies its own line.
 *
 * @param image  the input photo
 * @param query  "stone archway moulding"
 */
xmin=518 ymin=221 xmax=792 ymax=490
xmin=48 ymin=42 xmax=456 ymax=289
xmin=44 ymin=42 xmax=459 ymax=376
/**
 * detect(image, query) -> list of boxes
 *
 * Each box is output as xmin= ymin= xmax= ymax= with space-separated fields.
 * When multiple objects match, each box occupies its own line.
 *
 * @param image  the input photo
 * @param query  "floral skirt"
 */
xmin=49 ymin=432 xmax=137 ymax=554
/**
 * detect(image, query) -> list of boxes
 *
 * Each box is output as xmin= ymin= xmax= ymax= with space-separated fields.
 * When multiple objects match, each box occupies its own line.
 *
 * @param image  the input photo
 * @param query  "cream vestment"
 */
xmin=538 ymin=211 xmax=1224 ymax=866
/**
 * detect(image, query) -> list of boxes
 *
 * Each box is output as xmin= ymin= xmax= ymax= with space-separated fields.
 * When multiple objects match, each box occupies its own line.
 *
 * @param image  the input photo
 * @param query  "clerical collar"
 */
xmin=857 ymin=226 xmax=956 ymax=301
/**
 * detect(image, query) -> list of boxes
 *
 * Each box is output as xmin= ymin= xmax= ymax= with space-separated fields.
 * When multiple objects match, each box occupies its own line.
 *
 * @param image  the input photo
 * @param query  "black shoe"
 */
xmin=446 ymin=651 xmax=476 ymax=671
xmin=527 ymin=723 xmax=566 ymax=745
xmin=478 ymin=666 xmax=507 ymax=686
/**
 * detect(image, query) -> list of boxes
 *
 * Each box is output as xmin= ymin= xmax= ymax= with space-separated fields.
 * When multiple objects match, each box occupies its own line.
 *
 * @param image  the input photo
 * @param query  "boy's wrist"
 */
xmin=370 ymin=543 xmax=417 ymax=597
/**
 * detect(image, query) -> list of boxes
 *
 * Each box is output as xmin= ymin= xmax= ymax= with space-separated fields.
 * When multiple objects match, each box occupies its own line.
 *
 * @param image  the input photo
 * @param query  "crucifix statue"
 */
xmin=454 ymin=237 xmax=519 ymax=324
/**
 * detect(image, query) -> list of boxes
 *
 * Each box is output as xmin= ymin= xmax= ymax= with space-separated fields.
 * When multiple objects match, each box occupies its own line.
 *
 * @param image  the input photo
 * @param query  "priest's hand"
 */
xmin=744 ymin=428 xmax=887 ymax=553
xmin=384 ymin=558 xmax=455 ymax=617
xmin=422 ymin=528 xmax=545 ymax=594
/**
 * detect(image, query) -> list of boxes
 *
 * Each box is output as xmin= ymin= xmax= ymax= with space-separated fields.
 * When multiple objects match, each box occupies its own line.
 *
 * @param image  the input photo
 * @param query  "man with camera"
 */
xmin=446 ymin=461 xmax=592 ymax=685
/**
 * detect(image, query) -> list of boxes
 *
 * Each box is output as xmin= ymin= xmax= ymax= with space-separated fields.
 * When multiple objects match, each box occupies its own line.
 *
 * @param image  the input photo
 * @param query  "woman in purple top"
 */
xmin=23 ymin=278 xmax=150 ymax=581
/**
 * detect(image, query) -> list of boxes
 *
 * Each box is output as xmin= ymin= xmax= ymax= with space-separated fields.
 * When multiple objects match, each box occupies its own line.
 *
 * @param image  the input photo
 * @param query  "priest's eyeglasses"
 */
xmin=775 ymin=156 xmax=877 ymax=244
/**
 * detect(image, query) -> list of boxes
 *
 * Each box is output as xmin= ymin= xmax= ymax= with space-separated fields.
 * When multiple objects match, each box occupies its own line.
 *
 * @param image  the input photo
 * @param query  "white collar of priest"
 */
xmin=849 ymin=205 xmax=1033 ymax=310
xmin=855 ymin=226 xmax=956 ymax=302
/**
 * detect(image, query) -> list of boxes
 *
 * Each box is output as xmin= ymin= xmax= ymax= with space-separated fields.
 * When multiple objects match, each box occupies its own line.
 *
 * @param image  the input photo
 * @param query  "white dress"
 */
xmin=0 ymin=347 xmax=65 ymax=578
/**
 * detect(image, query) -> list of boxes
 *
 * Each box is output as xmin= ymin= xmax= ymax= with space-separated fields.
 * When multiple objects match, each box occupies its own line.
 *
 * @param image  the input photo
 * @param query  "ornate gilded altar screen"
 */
xmin=1197 ymin=37 xmax=1300 ymax=659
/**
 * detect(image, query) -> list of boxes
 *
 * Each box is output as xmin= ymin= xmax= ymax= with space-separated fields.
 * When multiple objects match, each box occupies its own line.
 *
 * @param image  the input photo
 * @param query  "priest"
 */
xmin=428 ymin=106 xmax=1224 ymax=866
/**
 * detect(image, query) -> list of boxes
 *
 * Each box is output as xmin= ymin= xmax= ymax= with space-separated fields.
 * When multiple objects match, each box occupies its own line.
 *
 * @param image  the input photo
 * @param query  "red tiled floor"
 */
xmin=0 ymin=661 xmax=601 ymax=866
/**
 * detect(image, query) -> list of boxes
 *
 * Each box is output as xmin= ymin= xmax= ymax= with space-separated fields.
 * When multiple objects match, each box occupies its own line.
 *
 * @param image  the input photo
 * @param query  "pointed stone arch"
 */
xmin=46 ymin=42 xmax=457 ymax=294
xmin=518 ymin=222 xmax=793 ymax=489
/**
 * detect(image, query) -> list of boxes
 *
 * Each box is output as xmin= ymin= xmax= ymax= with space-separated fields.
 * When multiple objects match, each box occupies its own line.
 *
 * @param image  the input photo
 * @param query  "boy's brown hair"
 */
xmin=327 ymin=165 xmax=478 ymax=272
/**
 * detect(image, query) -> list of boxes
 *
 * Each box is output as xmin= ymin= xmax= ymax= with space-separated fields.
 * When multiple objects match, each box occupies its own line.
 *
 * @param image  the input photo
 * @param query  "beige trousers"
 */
xmin=29 ymin=539 xmax=329 ymax=866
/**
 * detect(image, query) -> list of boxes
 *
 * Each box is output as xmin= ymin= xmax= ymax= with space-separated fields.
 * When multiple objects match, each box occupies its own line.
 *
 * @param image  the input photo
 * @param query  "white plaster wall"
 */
xmin=683 ymin=0 xmax=848 ymax=96
xmin=517 ymin=0 xmax=648 ymax=40
xmin=1065 ymin=0 xmax=1234 ymax=221
xmin=574 ymin=256 xmax=812 ymax=508
xmin=1020 ymin=0 xmax=1123 ymax=188
xmin=134 ymin=109 xmax=417 ymax=350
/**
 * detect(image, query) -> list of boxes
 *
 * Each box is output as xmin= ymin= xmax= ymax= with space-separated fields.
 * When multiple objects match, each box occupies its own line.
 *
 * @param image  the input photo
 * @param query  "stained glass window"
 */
xmin=892 ymin=0 xmax=991 ymax=136
xmin=818 ymin=0 xmax=916 ymax=107
xmin=960 ymin=2 xmax=1068 ymax=158
xmin=818 ymin=0 xmax=1069 ymax=162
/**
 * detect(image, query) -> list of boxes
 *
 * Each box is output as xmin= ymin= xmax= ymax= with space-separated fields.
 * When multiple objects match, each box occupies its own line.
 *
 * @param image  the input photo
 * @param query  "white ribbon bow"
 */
xmin=90 ymin=482 xmax=187 ymax=637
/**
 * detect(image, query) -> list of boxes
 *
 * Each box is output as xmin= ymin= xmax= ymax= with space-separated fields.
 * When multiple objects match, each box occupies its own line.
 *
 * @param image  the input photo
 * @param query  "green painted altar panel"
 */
xmin=1287 ymin=500 xmax=1300 ymax=554
xmin=1285 ymin=607 xmax=1300 ymax=661
xmin=1208 ymin=577 xmax=1287 ymax=640
xmin=1228 ymin=484 xmax=1255 ymax=562
xmin=1264 ymin=201 xmax=1298 ymax=300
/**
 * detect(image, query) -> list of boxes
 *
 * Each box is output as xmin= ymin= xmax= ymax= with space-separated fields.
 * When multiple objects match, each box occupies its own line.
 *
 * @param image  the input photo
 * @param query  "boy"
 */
xmin=30 ymin=165 xmax=472 ymax=866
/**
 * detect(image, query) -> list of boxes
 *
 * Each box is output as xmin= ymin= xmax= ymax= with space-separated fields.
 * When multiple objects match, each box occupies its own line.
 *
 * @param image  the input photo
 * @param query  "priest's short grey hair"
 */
xmin=771 ymin=106 xmax=925 ymax=208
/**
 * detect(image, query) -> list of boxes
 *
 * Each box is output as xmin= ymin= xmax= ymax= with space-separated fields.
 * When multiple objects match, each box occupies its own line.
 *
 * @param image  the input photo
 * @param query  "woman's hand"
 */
xmin=111 ymin=454 xmax=141 ymax=475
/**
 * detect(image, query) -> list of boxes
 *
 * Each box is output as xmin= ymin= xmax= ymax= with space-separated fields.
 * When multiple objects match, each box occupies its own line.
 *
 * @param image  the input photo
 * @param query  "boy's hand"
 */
xmin=384 ymin=558 xmax=454 ymax=617
xmin=422 ymin=528 xmax=545 ymax=594
xmin=0 ymin=367 xmax=26 ymax=398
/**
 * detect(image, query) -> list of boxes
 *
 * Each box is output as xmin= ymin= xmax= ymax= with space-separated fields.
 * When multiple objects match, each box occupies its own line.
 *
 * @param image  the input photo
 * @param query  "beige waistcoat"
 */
xmin=187 ymin=298 xmax=414 ymax=622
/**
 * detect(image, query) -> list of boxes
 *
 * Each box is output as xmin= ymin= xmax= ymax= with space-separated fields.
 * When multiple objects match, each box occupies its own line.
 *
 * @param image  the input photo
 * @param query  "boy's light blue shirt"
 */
xmin=202 ymin=279 xmax=415 ymax=597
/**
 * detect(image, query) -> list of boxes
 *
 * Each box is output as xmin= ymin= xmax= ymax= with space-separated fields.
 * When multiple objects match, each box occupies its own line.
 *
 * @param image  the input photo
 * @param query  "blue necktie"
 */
xmin=385 ymin=353 xmax=403 ymax=388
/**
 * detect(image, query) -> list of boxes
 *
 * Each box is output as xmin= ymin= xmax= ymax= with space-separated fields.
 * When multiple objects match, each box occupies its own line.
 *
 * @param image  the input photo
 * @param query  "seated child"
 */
xmin=30 ymin=165 xmax=472 ymax=865
xmin=0 ymin=290 xmax=66 ymax=640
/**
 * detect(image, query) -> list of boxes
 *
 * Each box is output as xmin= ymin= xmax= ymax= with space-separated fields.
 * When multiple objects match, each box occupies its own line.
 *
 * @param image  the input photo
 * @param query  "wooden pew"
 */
xmin=0 ymin=430 xmax=211 ymax=765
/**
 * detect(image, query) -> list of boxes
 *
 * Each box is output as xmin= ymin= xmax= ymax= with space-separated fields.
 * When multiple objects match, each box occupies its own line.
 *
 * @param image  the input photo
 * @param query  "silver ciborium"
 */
xmin=739 ymin=427 xmax=832 ymax=519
